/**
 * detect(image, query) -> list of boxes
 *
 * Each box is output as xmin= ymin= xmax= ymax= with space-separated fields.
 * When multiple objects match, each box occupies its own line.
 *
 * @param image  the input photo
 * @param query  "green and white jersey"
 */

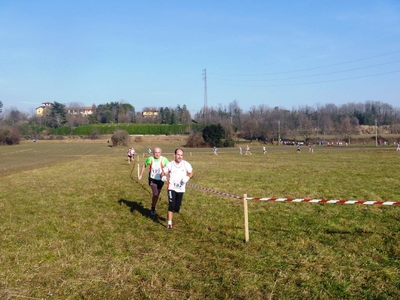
xmin=144 ymin=156 xmax=169 ymax=180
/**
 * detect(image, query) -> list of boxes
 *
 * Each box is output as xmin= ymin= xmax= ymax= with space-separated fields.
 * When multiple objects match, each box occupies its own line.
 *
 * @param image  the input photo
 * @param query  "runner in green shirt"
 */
xmin=138 ymin=147 xmax=169 ymax=217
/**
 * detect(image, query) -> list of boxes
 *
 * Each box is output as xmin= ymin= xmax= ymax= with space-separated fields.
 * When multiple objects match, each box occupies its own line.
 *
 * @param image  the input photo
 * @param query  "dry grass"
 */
xmin=0 ymin=140 xmax=399 ymax=299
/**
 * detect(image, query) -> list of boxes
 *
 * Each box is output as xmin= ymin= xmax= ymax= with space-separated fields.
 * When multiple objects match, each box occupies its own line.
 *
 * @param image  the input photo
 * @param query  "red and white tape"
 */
xmin=245 ymin=197 xmax=400 ymax=206
xmin=187 ymin=184 xmax=400 ymax=206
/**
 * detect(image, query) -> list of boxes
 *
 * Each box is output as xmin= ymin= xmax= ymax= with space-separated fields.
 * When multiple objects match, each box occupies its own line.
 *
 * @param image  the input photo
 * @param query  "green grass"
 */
xmin=0 ymin=141 xmax=399 ymax=299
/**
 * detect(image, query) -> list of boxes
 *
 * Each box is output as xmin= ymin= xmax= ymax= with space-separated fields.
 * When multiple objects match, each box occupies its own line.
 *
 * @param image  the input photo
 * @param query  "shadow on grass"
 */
xmin=325 ymin=228 xmax=374 ymax=234
xmin=118 ymin=198 xmax=166 ymax=225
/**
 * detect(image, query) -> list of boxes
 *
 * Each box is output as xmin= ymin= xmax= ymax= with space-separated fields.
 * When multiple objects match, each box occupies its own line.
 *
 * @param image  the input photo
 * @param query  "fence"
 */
xmin=186 ymin=183 xmax=400 ymax=243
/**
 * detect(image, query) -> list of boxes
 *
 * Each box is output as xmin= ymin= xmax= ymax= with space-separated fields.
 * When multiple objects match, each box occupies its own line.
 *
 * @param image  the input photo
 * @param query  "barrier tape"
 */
xmin=187 ymin=183 xmax=400 ymax=206
xmin=244 ymin=197 xmax=400 ymax=206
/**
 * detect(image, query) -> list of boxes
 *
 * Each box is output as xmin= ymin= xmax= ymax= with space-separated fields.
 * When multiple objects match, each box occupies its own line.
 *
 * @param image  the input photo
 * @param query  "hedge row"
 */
xmin=50 ymin=123 xmax=204 ymax=135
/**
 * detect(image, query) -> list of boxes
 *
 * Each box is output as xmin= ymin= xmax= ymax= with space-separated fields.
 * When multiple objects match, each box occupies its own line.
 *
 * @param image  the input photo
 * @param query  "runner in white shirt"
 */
xmin=127 ymin=147 xmax=133 ymax=164
xmin=130 ymin=147 xmax=136 ymax=161
xmin=161 ymin=148 xmax=194 ymax=230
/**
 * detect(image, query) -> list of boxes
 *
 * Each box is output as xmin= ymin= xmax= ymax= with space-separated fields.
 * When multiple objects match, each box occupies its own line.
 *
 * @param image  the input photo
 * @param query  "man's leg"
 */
xmin=167 ymin=190 xmax=175 ymax=229
xmin=167 ymin=210 xmax=173 ymax=224
xmin=168 ymin=193 xmax=184 ymax=229
xmin=149 ymin=181 xmax=158 ymax=216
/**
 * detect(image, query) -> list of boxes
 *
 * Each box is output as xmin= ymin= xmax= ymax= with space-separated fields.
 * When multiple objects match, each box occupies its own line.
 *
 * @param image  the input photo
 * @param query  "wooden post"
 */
xmin=244 ymin=194 xmax=249 ymax=243
xmin=137 ymin=164 xmax=140 ymax=178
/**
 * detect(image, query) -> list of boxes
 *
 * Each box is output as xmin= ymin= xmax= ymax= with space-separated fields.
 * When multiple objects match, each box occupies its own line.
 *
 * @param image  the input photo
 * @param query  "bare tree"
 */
xmin=298 ymin=114 xmax=313 ymax=141
xmin=341 ymin=117 xmax=352 ymax=142
xmin=228 ymin=99 xmax=242 ymax=129
xmin=4 ymin=108 xmax=28 ymax=124
xmin=180 ymin=105 xmax=192 ymax=125
xmin=242 ymin=118 xmax=259 ymax=140
xmin=67 ymin=102 xmax=85 ymax=107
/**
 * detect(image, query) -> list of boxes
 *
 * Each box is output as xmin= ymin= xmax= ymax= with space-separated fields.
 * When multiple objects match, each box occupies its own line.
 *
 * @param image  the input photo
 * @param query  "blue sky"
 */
xmin=1 ymin=0 xmax=399 ymax=116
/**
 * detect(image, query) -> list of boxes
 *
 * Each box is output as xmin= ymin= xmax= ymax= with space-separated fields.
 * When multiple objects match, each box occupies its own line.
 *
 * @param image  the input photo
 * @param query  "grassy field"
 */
xmin=0 ymin=138 xmax=399 ymax=299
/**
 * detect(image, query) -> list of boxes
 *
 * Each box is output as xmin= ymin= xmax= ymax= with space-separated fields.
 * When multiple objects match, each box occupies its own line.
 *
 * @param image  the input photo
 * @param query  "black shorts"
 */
xmin=167 ymin=190 xmax=184 ymax=213
xmin=148 ymin=178 xmax=164 ymax=196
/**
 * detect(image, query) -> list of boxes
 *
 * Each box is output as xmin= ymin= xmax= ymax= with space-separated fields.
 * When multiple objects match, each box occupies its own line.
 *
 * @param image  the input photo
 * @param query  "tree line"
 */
xmin=195 ymin=100 xmax=400 ymax=142
xmin=1 ymin=99 xmax=400 ymax=145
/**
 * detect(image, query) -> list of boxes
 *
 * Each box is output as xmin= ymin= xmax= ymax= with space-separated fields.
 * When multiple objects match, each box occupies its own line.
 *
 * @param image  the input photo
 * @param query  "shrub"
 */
xmin=185 ymin=132 xmax=205 ymax=147
xmin=0 ymin=126 xmax=21 ymax=145
xmin=111 ymin=130 xmax=129 ymax=146
xmin=223 ymin=139 xmax=235 ymax=147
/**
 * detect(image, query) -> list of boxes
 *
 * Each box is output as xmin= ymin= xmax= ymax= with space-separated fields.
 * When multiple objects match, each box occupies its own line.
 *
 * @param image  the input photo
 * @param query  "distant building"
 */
xmin=36 ymin=102 xmax=94 ymax=116
xmin=142 ymin=110 xmax=158 ymax=118
xmin=65 ymin=107 xmax=94 ymax=116
xmin=36 ymin=102 xmax=53 ymax=116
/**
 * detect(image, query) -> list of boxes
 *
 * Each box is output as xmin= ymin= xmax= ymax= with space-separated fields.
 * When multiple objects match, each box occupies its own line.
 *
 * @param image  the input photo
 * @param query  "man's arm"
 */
xmin=138 ymin=164 xmax=147 ymax=180
xmin=161 ymin=165 xmax=169 ymax=182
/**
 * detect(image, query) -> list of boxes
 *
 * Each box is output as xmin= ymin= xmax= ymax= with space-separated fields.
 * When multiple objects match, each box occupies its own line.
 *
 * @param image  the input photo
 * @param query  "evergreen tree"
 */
xmin=47 ymin=102 xmax=67 ymax=128
xmin=202 ymin=123 xmax=225 ymax=147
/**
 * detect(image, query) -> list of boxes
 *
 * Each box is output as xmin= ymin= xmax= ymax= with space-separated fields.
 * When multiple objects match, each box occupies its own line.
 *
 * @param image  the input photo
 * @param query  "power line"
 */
xmin=228 ymin=33 xmax=400 ymax=72
xmin=210 ymin=60 xmax=400 ymax=82
xmin=209 ymin=49 xmax=400 ymax=77
xmin=208 ymin=70 xmax=400 ymax=88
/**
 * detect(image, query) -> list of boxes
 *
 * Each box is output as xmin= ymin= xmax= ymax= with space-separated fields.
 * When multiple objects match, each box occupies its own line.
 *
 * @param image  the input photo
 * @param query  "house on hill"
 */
xmin=142 ymin=110 xmax=158 ymax=118
xmin=36 ymin=102 xmax=53 ymax=116
xmin=65 ymin=106 xmax=94 ymax=116
xmin=36 ymin=102 xmax=94 ymax=116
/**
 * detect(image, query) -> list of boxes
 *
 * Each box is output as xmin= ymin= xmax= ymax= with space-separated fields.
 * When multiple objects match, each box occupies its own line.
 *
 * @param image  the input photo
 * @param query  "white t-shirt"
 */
xmin=163 ymin=160 xmax=193 ymax=193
